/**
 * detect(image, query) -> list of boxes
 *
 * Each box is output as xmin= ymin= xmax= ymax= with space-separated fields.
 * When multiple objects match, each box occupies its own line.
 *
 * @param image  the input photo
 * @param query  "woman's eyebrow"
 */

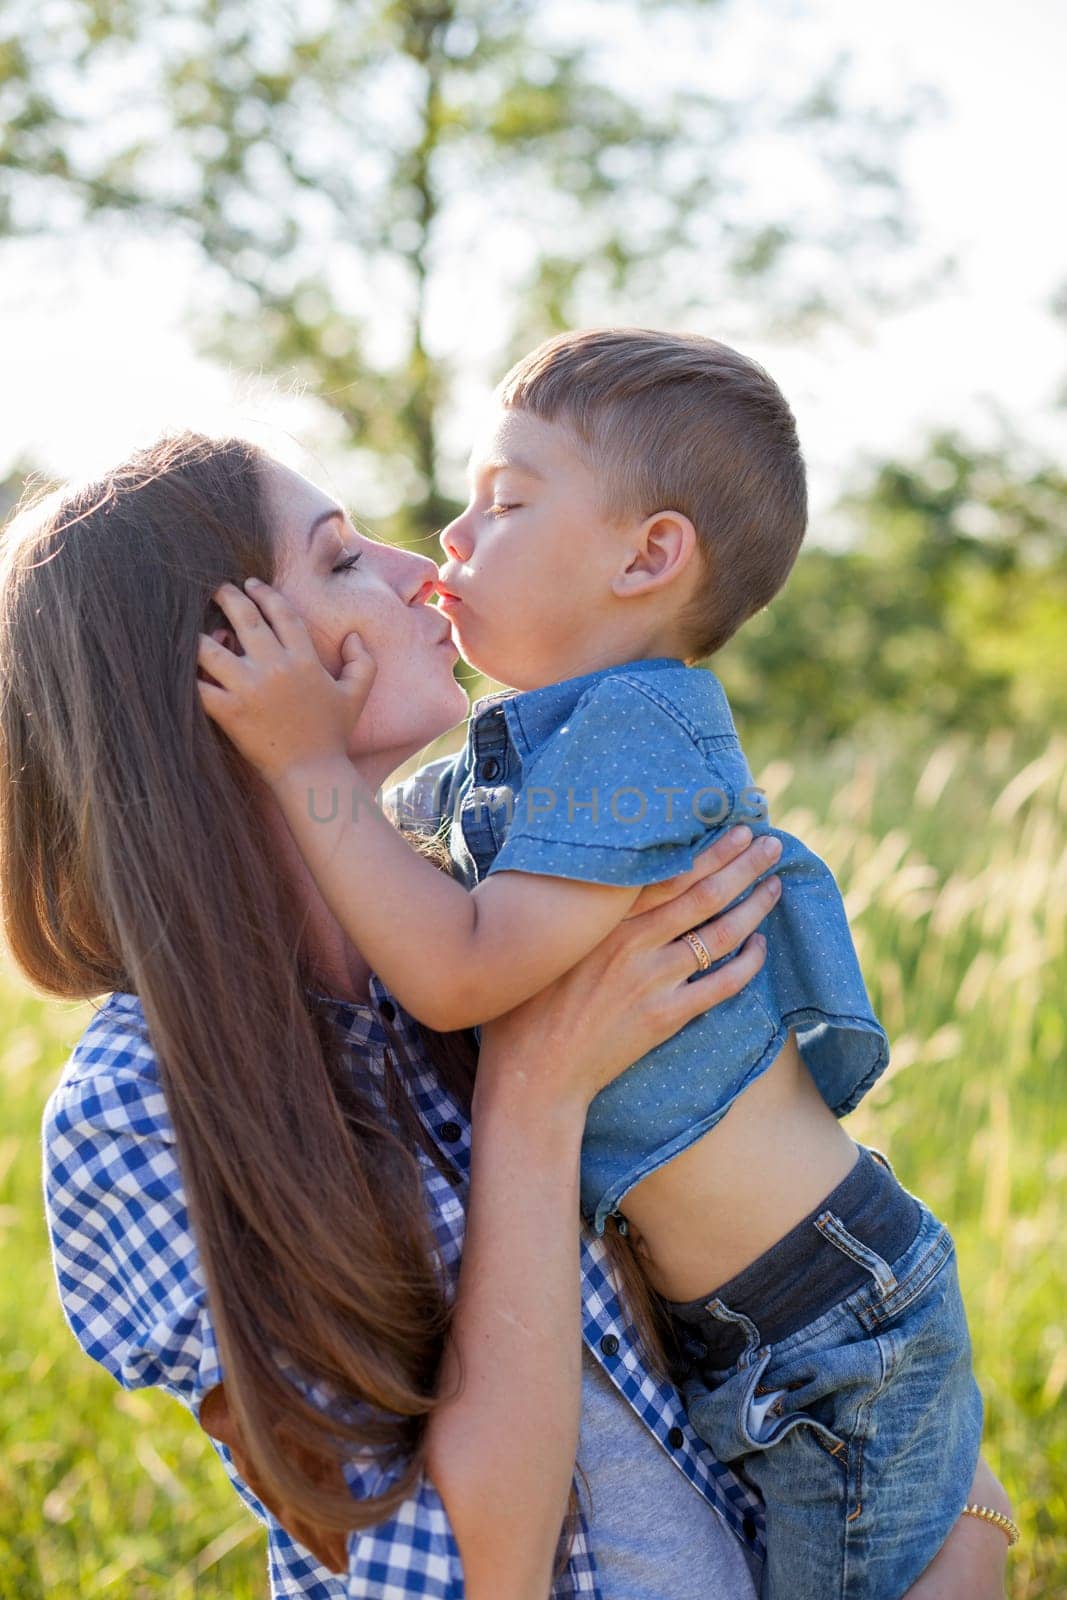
xmin=306 ymin=507 xmax=344 ymax=548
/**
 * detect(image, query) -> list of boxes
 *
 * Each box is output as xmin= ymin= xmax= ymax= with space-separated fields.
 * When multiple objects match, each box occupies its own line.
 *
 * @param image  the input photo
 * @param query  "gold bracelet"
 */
xmin=961 ymin=1503 xmax=1020 ymax=1547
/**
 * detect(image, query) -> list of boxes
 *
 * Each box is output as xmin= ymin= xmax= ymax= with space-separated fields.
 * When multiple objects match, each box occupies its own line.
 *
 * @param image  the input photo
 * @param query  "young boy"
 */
xmin=202 ymin=329 xmax=987 ymax=1598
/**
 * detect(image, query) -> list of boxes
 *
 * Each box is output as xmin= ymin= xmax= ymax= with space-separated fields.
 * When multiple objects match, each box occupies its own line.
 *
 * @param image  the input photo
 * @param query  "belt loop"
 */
xmin=702 ymin=1297 xmax=763 ymax=1365
xmin=815 ymin=1211 xmax=898 ymax=1297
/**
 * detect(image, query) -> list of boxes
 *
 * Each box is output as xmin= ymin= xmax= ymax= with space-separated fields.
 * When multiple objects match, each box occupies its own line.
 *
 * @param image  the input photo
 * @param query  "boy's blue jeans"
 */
xmin=667 ymin=1148 xmax=983 ymax=1600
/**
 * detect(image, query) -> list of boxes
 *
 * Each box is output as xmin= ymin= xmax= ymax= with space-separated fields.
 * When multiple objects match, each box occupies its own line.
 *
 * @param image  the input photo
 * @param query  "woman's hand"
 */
xmin=431 ymin=826 xmax=780 ymax=1600
xmin=197 ymin=578 xmax=375 ymax=784
xmin=904 ymin=1456 xmax=1013 ymax=1599
xmin=477 ymin=825 xmax=781 ymax=1115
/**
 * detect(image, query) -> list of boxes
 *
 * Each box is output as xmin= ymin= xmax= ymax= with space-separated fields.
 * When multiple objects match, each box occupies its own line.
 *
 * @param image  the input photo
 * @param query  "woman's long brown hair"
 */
xmin=0 ymin=431 xmax=672 ymax=1547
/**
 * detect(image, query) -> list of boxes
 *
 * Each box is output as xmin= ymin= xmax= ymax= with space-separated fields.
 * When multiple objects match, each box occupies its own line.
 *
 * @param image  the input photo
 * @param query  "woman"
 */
xmin=1 ymin=434 xmax=1010 ymax=1598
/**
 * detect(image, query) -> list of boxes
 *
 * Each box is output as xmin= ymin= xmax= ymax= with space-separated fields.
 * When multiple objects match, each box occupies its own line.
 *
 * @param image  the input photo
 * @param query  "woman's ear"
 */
xmin=205 ymin=614 xmax=243 ymax=655
xmin=203 ymin=596 xmax=244 ymax=659
xmin=611 ymin=512 xmax=698 ymax=599
xmin=197 ymin=622 xmax=244 ymax=686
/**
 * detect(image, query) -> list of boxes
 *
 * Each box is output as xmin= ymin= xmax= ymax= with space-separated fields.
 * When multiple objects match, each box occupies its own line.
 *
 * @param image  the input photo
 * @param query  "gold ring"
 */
xmin=682 ymin=930 xmax=713 ymax=974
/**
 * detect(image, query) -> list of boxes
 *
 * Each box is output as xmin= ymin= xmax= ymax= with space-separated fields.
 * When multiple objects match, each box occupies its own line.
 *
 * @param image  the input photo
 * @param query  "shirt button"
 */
xmin=438 ymin=1120 xmax=462 ymax=1142
xmin=479 ymin=756 xmax=501 ymax=782
xmin=379 ymin=1000 xmax=396 ymax=1022
xmin=742 ymin=1516 xmax=758 ymax=1543
xmin=667 ymin=1426 xmax=685 ymax=1449
xmin=599 ymin=1333 xmax=619 ymax=1357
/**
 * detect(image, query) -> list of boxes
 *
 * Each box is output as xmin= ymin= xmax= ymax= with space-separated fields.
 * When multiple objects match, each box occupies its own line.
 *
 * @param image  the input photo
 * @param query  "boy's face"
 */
xmin=437 ymin=406 xmax=634 ymax=689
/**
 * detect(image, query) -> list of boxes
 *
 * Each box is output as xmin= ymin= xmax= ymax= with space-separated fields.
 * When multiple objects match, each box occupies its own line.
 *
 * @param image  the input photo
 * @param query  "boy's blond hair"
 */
xmin=497 ymin=327 xmax=807 ymax=659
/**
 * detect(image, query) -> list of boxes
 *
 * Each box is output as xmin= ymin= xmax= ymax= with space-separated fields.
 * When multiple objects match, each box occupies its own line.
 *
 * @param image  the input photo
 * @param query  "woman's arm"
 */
xmin=424 ymin=831 xmax=780 ymax=1598
xmin=903 ymin=1457 xmax=1013 ymax=1600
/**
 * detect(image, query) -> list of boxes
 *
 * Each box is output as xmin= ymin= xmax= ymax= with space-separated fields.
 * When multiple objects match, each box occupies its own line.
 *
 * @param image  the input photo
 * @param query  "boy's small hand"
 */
xmin=196 ymin=578 xmax=376 ymax=784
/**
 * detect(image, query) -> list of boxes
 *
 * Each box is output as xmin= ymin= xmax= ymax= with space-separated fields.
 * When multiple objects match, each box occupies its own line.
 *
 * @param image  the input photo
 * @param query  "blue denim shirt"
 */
xmin=392 ymin=658 xmax=889 ymax=1233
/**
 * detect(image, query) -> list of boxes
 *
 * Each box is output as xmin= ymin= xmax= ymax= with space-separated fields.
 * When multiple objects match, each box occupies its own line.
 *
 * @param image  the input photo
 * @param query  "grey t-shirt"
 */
xmin=577 ymin=1344 xmax=759 ymax=1600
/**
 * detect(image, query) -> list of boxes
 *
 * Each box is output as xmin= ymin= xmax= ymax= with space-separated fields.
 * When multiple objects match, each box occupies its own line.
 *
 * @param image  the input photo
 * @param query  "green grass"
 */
xmin=1 ymin=731 xmax=1064 ymax=1598
xmin=0 ymin=990 xmax=266 ymax=1600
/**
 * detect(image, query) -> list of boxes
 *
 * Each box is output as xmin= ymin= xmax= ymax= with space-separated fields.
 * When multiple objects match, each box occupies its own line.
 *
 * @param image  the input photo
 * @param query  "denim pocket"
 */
xmin=734 ymin=1340 xmax=876 ymax=1462
xmin=748 ymin=1381 xmax=852 ymax=1467
xmin=684 ymin=1347 xmax=848 ymax=1471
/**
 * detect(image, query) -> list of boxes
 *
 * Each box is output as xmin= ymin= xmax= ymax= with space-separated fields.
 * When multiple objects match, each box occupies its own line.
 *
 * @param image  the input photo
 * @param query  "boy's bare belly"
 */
xmin=620 ymin=1031 xmax=860 ymax=1303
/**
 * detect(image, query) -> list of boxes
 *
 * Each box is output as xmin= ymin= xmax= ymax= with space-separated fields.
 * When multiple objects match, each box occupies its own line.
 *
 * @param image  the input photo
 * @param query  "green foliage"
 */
xmin=0 ymin=0 xmax=923 ymax=538
xmin=0 ymin=989 xmax=264 ymax=1600
xmin=715 ymin=432 xmax=1067 ymax=746
xmin=0 ymin=461 xmax=44 ymax=525
xmin=1 ymin=732 xmax=1063 ymax=1598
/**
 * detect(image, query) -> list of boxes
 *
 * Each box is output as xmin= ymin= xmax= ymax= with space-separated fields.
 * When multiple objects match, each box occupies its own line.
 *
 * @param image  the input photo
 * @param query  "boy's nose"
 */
xmin=439 ymin=512 xmax=471 ymax=563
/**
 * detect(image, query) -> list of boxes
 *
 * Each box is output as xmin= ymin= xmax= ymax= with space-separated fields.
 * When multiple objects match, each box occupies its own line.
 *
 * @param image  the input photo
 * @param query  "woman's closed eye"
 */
xmin=332 ymin=549 xmax=363 ymax=574
xmin=486 ymin=503 xmax=521 ymax=517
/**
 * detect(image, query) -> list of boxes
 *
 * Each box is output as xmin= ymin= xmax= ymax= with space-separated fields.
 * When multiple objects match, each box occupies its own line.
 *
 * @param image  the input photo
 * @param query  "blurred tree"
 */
xmin=0 ymin=0 xmax=927 ymax=538
xmin=716 ymin=432 xmax=1067 ymax=748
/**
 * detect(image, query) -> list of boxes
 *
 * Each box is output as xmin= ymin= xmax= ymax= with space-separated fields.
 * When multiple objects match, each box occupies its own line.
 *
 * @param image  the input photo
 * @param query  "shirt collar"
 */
xmin=305 ymin=974 xmax=409 ymax=1053
xmin=473 ymin=657 xmax=684 ymax=759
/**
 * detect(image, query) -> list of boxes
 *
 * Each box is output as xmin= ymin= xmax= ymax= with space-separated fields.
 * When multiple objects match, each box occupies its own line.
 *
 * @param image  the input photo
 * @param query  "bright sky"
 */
xmin=1 ymin=0 xmax=1063 ymax=528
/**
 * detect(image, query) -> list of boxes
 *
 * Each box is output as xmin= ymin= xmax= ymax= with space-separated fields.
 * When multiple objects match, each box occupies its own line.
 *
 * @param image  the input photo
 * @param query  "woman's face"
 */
xmin=262 ymin=460 xmax=468 ymax=778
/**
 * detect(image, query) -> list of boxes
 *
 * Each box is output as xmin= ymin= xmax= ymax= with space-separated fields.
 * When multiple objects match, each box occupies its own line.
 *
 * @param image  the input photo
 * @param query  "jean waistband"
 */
xmin=667 ymin=1146 xmax=922 ymax=1366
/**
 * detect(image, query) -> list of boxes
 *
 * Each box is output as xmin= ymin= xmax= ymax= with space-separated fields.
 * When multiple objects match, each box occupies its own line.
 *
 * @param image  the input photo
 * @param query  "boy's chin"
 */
xmin=454 ymin=633 xmax=520 ymax=690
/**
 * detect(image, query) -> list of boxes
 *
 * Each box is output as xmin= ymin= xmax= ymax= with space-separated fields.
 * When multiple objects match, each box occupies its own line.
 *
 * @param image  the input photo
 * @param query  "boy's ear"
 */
xmin=611 ymin=511 xmax=698 ymax=599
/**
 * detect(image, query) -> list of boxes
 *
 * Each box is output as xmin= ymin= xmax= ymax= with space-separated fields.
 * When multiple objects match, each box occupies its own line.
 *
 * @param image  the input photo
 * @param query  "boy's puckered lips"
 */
xmin=435 ymin=572 xmax=465 ymax=613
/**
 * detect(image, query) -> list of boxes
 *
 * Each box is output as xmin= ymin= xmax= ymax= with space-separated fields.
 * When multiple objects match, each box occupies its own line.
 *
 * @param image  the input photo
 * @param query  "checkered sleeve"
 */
xmin=42 ymin=1035 xmax=224 ymax=1414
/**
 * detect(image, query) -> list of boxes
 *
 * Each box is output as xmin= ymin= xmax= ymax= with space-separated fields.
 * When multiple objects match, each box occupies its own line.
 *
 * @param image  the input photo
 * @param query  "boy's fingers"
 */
xmin=242 ymin=577 xmax=316 ymax=655
xmin=196 ymin=633 xmax=245 ymax=689
xmin=337 ymin=635 xmax=376 ymax=717
xmin=210 ymin=582 xmax=280 ymax=663
xmin=196 ymin=677 xmax=229 ymax=721
xmin=340 ymin=631 xmax=373 ymax=672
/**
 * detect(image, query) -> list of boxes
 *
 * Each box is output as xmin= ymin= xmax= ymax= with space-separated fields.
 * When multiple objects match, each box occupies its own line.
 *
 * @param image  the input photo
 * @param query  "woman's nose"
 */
xmin=394 ymin=546 xmax=440 ymax=605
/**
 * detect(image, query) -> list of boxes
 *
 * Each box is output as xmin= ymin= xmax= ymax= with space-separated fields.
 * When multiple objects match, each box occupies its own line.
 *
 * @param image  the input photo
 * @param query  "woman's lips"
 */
xmin=436 ymin=591 xmax=463 ymax=616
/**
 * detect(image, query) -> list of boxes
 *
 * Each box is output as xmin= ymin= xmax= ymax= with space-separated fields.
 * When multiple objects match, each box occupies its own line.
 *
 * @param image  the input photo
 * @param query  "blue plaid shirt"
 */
xmin=43 ymin=980 xmax=764 ymax=1598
